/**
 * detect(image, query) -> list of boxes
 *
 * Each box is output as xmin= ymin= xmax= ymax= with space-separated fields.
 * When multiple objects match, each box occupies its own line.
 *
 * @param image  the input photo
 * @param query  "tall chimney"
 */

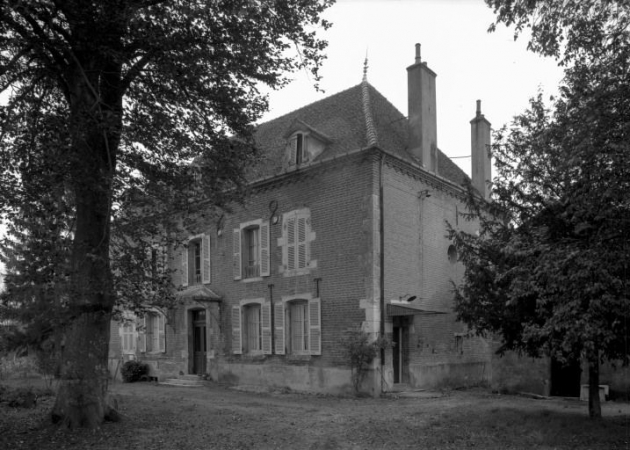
xmin=470 ymin=100 xmax=492 ymax=199
xmin=407 ymin=43 xmax=437 ymax=173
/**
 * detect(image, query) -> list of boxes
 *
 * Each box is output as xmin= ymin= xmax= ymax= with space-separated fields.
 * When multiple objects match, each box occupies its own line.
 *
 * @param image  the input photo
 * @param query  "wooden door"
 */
xmin=192 ymin=310 xmax=207 ymax=375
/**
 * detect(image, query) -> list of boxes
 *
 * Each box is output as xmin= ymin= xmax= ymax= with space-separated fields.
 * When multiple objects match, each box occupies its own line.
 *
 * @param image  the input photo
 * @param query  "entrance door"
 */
xmin=393 ymin=325 xmax=402 ymax=383
xmin=550 ymin=357 xmax=581 ymax=397
xmin=192 ymin=310 xmax=207 ymax=375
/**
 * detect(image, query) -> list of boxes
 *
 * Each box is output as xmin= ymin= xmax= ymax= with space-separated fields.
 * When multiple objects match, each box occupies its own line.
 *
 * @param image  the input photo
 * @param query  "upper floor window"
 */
xmin=180 ymin=234 xmax=211 ymax=287
xmin=280 ymin=209 xmax=317 ymax=277
xmin=233 ymin=219 xmax=270 ymax=280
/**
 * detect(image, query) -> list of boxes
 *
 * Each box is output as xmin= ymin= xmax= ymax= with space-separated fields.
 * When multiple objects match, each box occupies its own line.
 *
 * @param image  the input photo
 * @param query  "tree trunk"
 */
xmin=50 ymin=54 xmax=122 ymax=427
xmin=588 ymin=356 xmax=602 ymax=419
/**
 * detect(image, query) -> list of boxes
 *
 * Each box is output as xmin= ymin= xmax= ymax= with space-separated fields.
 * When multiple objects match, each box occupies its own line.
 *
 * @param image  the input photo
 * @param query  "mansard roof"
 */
xmin=250 ymin=81 xmax=469 ymax=187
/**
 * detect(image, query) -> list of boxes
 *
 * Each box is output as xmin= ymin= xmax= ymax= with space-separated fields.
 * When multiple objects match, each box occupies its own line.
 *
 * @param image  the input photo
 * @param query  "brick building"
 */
xmin=109 ymin=45 xmax=493 ymax=394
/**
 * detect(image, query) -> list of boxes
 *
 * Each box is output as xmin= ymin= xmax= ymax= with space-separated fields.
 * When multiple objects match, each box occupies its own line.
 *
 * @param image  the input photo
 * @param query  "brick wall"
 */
xmin=382 ymin=160 xmax=491 ymax=388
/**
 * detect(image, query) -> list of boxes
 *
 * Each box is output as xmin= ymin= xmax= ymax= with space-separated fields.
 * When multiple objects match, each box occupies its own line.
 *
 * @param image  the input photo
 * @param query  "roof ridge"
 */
xmin=361 ymin=80 xmax=378 ymax=147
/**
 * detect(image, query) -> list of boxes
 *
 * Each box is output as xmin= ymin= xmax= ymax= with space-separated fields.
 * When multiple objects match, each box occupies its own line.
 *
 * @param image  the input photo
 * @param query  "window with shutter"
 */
xmin=280 ymin=296 xmax=322 ymax=356
xmin=274 ymin=302 xmax=285 ymax=355
xmin=282 ymin=209 xmax=315 ymax=276
xmin=235 ymin=219 xmax=270 ymax=281
xmin=121 ymin=318 xmax=136 ymax=354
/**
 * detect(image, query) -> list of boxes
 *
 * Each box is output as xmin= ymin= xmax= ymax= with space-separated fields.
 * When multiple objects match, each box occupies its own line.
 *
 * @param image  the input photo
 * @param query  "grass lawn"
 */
xmin=0 ymin=378 xmax=629 ymax=449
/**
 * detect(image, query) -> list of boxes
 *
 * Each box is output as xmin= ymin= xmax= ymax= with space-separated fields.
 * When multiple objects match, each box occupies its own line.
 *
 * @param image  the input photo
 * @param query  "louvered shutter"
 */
xmin=287 ymin=216 xmax=296 ymax=270
xmin=286 ymin=137 xmax=297 ymax=166
xmin=231 ymin=306 xmax=242 ymax=354
xmin=260 ymin=222 xmax=270 ymax=276
xmin=233 ymin=229 xmax=242 ymax=280
xmin=181 ymin=245 xmax=189 ymax=287
xmin=309 ymin=298 xmax=321 ymax=355
xmin=297 ymin=216 xmax=307 ymax=269
xmin=138 ymin=317 xmax=147 ymax=353
xmin=274 ymin=302 xmax=285 ymax=355
xmin=261 ymin=302 xmax=272 ymax=354
xmin=158 ymin=314 xmax=166 ymax=352
xmin=201 ymin=234 xmax=211 ymax=284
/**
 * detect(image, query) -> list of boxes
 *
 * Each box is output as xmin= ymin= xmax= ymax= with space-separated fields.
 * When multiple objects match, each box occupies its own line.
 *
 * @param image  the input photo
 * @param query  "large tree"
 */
xmin=449 ymin=0 xmax=630 ymax=419
xmin=0 ymin=0 xmax=333 ymax=428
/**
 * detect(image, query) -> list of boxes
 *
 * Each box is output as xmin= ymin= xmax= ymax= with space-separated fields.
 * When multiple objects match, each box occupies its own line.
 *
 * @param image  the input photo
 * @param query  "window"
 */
xmin=121 ymin=320 xmax=136 ymax=354
xmin=244 ymin=304 xmax=261 ymax=353
xmin=142 ymin=311 xmax=166 ymax=353
xmin=287 ymin=301 xmax=309 ymax=354
xmin=233 ymin=220 xmax=270 ymax=280
xmin=231 ymin=300 xmax=271 ymax=355
xmin=181 ymin=234 xmax=211 ymax=287
xmin=287 ymin=132 xmax=309 ymax=166
xmin=281 ymin=209 xmax=316 ymax=276
xmin=274 ymin=296 xmax=321 ymax=356
xmin=243 ymin=226 xmax=260 ymax=279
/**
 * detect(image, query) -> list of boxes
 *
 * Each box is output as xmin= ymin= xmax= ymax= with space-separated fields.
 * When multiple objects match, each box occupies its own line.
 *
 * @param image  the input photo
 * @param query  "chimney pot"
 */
xmin=415 ymin=43 xmax=421 ymax=63
xmin=476 ymin=99 xmax=481 ymax=117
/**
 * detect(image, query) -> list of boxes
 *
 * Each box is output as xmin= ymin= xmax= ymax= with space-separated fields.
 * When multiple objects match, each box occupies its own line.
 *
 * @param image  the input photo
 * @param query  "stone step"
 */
xmin=160 ymin=377 xmax=204 ymax=387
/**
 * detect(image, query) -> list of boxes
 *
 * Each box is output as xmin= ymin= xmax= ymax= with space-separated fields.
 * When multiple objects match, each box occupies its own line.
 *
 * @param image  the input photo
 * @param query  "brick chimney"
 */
xmin=407 ymin=43 xmax=437 ymax=173
xmin=470 ymin=100 xmax=492 ymax=199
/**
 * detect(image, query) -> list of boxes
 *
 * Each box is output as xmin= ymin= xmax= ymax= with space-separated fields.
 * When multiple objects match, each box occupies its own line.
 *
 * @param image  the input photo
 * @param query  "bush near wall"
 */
xmin=121 ymin=360 xmax=149 ymax=383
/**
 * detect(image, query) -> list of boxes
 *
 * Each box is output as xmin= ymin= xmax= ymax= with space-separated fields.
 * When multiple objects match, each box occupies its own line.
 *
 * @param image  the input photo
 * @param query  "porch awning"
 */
xmin=387 ymin=303 xmax=447 ymax=317
xmin=176 ymin=285 xmax=222 ymax=302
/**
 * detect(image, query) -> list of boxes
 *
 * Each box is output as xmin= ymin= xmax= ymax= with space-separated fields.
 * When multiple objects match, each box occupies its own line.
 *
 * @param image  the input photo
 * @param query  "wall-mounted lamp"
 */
xmin=419 ymin=189 xmax=431 ymax=199
xmin=398 ymin=294 xmax=417 ymax=303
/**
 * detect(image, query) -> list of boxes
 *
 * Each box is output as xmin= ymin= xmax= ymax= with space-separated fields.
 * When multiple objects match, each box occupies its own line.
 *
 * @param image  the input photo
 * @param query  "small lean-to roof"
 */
xmin=250 ymin=81 xmax=469 ymax=187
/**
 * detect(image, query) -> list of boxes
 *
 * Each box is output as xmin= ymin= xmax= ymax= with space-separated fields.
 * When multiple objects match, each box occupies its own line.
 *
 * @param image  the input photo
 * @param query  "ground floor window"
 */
xmin=244 ymin=304 xmax=261 ymax=353
xmin=144 ymin=311 xmax=166 ymax=353
xmin=287 ymin=301 xmax=309 ymax=354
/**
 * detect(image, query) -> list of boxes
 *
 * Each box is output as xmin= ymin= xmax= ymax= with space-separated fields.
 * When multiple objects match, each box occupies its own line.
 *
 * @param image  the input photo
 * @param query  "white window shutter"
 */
xmin=158 ymin=314 xmax=166 ymax=353
xmin=309 ymin=298 xmax=321 ymax=355
xmin=274 ymin=302 xmax=285 ymax=355
xmin=286 ymin=137 xmax=297 ymax=166
xmin=260 ymin=221 xmax=270 ymax=277
xmin=261 ymin=302 xmax=272 ymax=354
xmin=231 ymin=306 xmax=242 ymax=354
xmin=181 ymin=246 xmax=189 ymax=287
xmin=202 ymin=234 xmax=211 ymax=284
xmin=287 ymin=216 xmax=296 ymax=270
xmin=297 ymin=216 xmax=307 ymax=269
xmin=233 ymin=229 xmax=242 ymax=280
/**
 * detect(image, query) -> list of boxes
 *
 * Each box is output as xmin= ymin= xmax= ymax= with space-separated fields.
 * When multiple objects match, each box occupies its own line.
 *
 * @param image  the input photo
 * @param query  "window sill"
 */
xmin=240 ymin=276 xmax=264 ymax=283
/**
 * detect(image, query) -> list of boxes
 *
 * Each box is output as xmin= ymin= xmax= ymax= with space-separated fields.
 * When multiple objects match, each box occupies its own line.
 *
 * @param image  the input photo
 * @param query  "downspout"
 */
xmin=379 ymin=153 xmax=386 ymax=383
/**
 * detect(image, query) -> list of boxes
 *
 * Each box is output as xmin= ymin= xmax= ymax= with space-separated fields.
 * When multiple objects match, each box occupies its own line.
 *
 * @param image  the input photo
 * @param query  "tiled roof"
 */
xmin=251 ymin=82 xmax=469 ymax=187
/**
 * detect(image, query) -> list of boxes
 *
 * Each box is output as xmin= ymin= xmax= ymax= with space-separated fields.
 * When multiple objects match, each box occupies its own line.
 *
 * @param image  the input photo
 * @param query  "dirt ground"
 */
xmin=1 ymin=379 xmax=629 ymax=450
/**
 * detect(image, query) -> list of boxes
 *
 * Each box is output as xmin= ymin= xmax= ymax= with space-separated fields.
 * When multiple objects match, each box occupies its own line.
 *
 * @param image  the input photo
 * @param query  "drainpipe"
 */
xmin=379 ymin=154 xmax=386 ymax=376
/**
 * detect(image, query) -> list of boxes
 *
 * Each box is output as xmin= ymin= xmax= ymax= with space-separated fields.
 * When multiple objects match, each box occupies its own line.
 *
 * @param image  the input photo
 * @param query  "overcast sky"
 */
xmin=259 ymin=0 xmax=564 ymax=176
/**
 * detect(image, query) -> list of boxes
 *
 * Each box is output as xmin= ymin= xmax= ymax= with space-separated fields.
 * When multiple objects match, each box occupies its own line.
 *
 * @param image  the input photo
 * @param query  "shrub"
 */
xmin=121 ymin=360 xmax=148 ymax=383
xmin=342 ymin=330 xmax=389 ymax=394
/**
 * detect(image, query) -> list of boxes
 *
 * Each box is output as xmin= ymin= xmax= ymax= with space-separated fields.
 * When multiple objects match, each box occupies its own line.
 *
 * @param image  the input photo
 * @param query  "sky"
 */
xmin=259 ymin=0 xmax=564 ymax=176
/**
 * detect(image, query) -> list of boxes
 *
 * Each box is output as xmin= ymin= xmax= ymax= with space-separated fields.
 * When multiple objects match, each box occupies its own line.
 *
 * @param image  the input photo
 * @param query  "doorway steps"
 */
xmin=160 ymin=374 xmax=204 ymax=387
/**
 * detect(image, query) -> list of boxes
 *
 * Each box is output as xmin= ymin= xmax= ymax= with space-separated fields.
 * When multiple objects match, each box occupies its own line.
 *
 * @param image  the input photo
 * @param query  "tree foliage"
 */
xmin=0 ymin=0 xmax=333 ymax=428
xmin=451 ymin=0 xmax=630 ymax=418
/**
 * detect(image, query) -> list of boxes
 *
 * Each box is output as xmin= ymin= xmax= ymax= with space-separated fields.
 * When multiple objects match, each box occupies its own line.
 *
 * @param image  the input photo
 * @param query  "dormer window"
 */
xmin=288 ymin=132 xmax=309 ymax=166
xmin=283 ymin=120 xmax=331 ymax=169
